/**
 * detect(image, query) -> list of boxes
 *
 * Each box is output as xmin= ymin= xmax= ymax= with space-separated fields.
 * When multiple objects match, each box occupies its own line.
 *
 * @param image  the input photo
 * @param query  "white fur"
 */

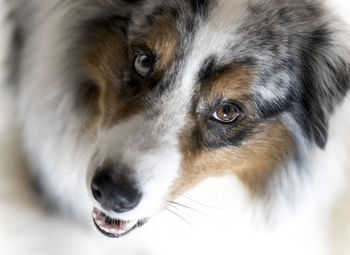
xmin=92 ymin=112 xmax=183 ymax=220
xmin=90 ymin=0 xmax=250 ymax=220
xmin=1 ymin=91 xmax=350 ymax=255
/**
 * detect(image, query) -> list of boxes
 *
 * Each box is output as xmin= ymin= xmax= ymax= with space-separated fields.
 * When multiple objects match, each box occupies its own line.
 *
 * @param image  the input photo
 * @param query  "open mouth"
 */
xmin=92 ymin=208 xmax=148 ymax=238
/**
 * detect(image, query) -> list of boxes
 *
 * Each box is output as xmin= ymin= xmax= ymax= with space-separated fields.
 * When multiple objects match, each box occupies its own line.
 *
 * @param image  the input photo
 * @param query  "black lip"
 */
xmin=93 ymin=218 xmax=148 ymax=238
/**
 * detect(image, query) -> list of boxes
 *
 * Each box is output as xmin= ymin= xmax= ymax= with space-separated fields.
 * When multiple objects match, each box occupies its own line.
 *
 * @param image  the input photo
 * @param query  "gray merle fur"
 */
xmin=5 ymin=0 xmax=350 ymax=151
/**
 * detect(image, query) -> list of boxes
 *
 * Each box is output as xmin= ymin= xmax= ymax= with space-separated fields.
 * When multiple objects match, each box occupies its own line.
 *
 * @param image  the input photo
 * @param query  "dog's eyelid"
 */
xmin=130 ymin=43 xmax=154 ymax=56
xmin=214 ymin=98 xmax=245 ymax=113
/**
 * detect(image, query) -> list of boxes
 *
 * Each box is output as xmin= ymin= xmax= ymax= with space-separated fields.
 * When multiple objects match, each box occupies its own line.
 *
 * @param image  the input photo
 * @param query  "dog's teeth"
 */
xmin=92 ymin=208 xmax=148 ymax=236
xmin=102 ymin=226 xmax=111 ymax=232
xmin=118 ymin=228 xmax=127 ymax=234
xmin=126 ymin=220 xmax=138 ymax=228
xmin=106 ymin=217 xmax=112 ymax=225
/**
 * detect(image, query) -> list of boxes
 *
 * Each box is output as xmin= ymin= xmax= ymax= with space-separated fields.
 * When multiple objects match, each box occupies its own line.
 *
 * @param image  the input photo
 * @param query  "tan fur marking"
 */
xmin=133 ymin=20 xmax=178 ymax=70
xmin=202 ymin=66 xmax=255 ymax=114
xmin=174 ymin=122 xmax=295 ymax=197
xmin=84 ymin=20 xmax=178 ymax=129
xmin=85 ymin=30 xmax=143 ymax=128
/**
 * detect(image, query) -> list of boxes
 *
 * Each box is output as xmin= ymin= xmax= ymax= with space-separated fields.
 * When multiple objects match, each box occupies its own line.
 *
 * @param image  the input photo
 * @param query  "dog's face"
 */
xmin=75 ymin=0 xmax=349 ymax=237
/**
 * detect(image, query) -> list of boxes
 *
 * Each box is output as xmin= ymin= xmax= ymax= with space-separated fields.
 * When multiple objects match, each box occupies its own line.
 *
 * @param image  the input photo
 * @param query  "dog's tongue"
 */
xmin=93 ymin=208 xmax=138 ymax=236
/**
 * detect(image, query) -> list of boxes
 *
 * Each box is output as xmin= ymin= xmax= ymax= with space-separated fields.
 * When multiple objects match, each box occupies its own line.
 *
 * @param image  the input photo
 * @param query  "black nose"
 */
xmin=91 ymin=166 xmax=142 ymax=213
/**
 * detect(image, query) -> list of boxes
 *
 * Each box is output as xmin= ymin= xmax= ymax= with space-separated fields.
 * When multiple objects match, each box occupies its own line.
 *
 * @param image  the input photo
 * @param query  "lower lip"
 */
xmin=92 ymin=208 xmax=149 ymax=238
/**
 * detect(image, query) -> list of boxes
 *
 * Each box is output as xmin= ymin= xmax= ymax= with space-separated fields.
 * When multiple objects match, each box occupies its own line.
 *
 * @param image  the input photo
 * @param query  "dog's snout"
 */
xmin=91 ymin=167 xmax=142 ymax=214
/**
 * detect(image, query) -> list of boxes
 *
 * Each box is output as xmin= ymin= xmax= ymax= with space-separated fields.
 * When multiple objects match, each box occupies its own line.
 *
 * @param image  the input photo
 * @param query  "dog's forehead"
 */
xmin=126 ymin=0 xmax=251 ymax=97
xmin=128 ymin=0 xmax=247 ymax=59
xmin=120 ymin=0 xmax=329 ymax=124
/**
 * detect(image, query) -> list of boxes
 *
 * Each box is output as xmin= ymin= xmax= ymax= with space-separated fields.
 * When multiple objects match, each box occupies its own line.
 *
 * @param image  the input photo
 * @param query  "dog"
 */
xmin=2 ymin=0 xmax=350 ymax=254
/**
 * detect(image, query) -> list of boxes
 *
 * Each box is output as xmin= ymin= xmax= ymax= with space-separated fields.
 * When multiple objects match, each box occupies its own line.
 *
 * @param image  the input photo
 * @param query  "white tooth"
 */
xmin=118 ymin=229 xmax=126 ymax=234
xmin=105 ymin=228 xmax=113 ymax=234
xmin=93 ymin=213 xmax=97 ymax=218
xmin=126 ymin=220 xmax=137 ymax=228
xmin=97 ymin=220 xmax=103 ymax=225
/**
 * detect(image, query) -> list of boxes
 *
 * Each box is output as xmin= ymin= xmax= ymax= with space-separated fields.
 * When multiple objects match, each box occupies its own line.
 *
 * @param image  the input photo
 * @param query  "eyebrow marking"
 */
xmin=197 ymin=55 xmax=218 ymax=84
xmin=190 ymin=0 xmax=211 ymax=18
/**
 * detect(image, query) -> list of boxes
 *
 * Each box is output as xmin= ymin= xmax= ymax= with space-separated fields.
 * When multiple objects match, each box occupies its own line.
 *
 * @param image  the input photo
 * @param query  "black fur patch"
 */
xmin=79 ymin=15 xmax=131 ymax=38
xmin=7 ymin=25 xmax=24 ymax=84
xmin=298 ymin=26 xmax=350 ymax=148
xmin=197 ymin=56 xmax=255 ymax=86
xmin=203 ymin=125 xmax=255 ymax=149
xmin=121 ymin=0 xmax=144 ymax=4
xmin=190 ymin=0 xmax=211 ymax=18
xmin=190 ymin=117 xmax=255 ymax=150
xmin=6 ymin=10 xmax=25 ymax=85
xmin=198 ymin=56 xmax=218 ymax=84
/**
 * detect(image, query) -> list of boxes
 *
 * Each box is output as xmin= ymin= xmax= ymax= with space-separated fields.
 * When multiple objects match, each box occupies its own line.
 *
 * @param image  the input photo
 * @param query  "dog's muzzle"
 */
xmin=91 ymin=165 xmax=148 ymax=237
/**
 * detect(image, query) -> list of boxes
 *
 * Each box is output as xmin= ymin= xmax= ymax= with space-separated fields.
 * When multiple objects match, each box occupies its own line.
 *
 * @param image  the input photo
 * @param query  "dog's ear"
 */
xmin=298 ymin=26 xmax=350 ymax=148
xmin=75 ymin=14 xmax=131 ymax=123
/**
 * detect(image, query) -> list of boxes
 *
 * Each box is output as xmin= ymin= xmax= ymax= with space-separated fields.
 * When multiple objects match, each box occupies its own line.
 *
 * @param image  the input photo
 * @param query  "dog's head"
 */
xmin=76 ymin=0 xmax=350 ymax=237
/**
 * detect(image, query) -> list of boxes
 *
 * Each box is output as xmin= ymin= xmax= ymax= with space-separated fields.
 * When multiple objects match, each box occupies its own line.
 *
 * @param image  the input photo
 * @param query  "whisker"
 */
xmin=168 ymin=204 xmax=193 ymax=219
xmin=165 ymin=208 xmax=193 ymax=227
xmin=177 ymin=194 xmax=222 ymax=209
xmin=168 ymin=200 xmax=212 ymax=219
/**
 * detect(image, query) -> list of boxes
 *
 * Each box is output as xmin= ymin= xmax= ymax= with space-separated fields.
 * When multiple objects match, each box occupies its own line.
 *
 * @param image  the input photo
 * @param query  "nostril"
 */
xmin=91 ymin=184 xmax=102 ymax=200
xmin=91 ymin=166 xmax=142 ymax=213
xmin=91 ymin=170 xmax=111 ymax=203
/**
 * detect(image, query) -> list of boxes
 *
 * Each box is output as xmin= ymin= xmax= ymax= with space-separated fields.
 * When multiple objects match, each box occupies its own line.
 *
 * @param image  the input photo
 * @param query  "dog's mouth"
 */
xmin=92 ymin=208 xmax=148 ymax=238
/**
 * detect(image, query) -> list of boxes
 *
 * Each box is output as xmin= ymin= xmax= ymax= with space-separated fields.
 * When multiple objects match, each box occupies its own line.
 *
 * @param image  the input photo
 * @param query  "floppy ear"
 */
xmin=74 ymin=15 xmax=130 ymax=124
xmin=299 ymin=26 xmax=350 ymax=148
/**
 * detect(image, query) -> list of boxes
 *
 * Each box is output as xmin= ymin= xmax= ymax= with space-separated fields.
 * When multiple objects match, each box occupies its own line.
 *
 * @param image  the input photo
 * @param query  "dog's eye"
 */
xmin=133 ymin=53 xmax=152 ymax=77
xmin=212 ymin=103 xmax=239 ymax=123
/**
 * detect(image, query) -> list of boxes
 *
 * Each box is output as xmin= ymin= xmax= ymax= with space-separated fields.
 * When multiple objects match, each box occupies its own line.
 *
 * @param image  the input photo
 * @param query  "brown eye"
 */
xmin=212 ymin=103 xmax=239 ymax=123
